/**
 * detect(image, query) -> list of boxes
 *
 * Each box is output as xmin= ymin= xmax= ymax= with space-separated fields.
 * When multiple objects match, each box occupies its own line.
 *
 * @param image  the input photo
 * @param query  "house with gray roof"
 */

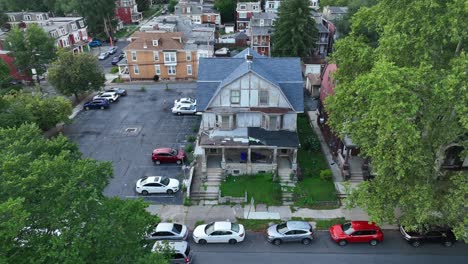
xmin=249 ymin=12 xmax=276 ymax=56
xmin=175 ymin=1 xmax=221 ymax=25
xmin=196 ymin=48 xmax=303 ymax=190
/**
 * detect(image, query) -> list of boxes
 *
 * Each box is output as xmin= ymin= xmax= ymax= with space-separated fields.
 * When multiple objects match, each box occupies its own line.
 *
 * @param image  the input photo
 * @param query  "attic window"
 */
xmin=152 ymin=40 xmax=159 ymax=46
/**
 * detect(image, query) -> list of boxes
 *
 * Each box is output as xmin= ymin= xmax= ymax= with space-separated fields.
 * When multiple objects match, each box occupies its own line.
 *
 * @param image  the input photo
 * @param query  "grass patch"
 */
xmin=236 ymin=218 xmax=282 ymax=232
xmin=115 ymin=25 xmax=139 ymax=39
xmin=294 ymin=113 xmax=338 ymax=207
xmin=314 ymin=218 xmax=347 ymax=230
xmin=220 ymin=173 xmax=282 ymax=206
xmin=110 ymin=67 xmax=119 ymax=74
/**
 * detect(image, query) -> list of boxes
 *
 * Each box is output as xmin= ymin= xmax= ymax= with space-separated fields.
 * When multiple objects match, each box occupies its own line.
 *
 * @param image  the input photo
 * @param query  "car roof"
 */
xmin=154 ymin=148 xmax=174 ymax=153
xmin=213 ymin=221 xmax=232 ymax=231
xmin=155 ymin=223 xmax=175 ymax=232
xmin=152 ymin=240 xmax=188 ymax=253
xmin=351 ymin=221 xmax=379 ymax=230
xmin=143 ymin=176 xmax=162 ymax=183
xmin=286 ymin=221 xmax=312 ymax=230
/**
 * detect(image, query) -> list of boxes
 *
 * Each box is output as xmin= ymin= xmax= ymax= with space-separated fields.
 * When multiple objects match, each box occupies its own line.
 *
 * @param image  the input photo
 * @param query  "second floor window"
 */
xmin=79 ymin=20 xmax=84 ymax=28
xmin=240 ymin=5 xmax=246 ymax=10
xmin=134 ymin=65 xmax=139 ymax=74
xmin=164 ymin=52 xmax=177 ymax=63
xmin=259 ymin=91 xmax=269 ymax=105
xmin=153 ymin=51 xmax=159 ymax=61
xmin=186 ymin=52 xmax=191 ymax=61
xmin=24 ymin=15 xmax=31 ymax=21
xmin=187 ymin=65 xmax=192 ymax=75
xmin=131 ymin=51 xmax=137 ymax=61
xmin=268 ymin=3 xmax=275 ymax=9
xmin=230 ymin=90 xmax=240 ymax=104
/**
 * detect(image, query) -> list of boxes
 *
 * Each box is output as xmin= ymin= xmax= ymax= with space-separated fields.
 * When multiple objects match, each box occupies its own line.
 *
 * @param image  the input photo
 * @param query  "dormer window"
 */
xmin=23 ymin=15 xmax=32 ymax=21
xmin=240 ymin=5 xmax=246 ymax=10
xmin=8 ymin=16 xmax=15 ymax=22
xmin=152 ymin=39 xmax=159 ymax=46
xmin=187 ymin=7 xmax=191 ymax=13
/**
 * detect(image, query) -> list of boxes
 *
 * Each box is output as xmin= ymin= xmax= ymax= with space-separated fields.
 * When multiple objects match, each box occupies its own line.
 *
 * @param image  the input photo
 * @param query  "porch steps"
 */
xmin=349 ymin=171 xmax=364 ymax=182
xmin=190 ymin=191 xmax=219 ymax=200
xmin=278 ymin=168 xmax=295 ymax=205
xmin=189 ymin=168 xmax=224 ymax=203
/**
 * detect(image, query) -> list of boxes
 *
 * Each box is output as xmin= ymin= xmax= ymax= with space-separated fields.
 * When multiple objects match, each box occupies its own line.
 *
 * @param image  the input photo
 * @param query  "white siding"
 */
xmin=240 ymin=90 xmax=249 ymax=106
xmin=202 ymin=113 xmax=217 ymax=129
xmin=282 ymin=113 xmax=297 ymax=130
xmin=237 ymin=112 xmax=262 ymax=127
xmin=249 ymin=90 xmax=258 ymax=106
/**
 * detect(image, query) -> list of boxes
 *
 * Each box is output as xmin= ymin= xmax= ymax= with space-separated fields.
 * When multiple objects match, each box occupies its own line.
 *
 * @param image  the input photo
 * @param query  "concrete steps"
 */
xmin=349 ymin=171 xmax=364 ymax=182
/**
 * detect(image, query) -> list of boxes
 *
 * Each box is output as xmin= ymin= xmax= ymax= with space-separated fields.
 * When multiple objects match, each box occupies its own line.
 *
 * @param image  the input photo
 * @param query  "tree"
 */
xmin=0 ymin=59 xmax=10 ymax=85
xmin=48 ymin=50 xmax=105 ymax=100
xmin=326 ymin=0 xmax=468 ymax=241
xmin=0 ymin=12 xmax=8 ymax=27
xmin=271 ymin=0 xmax=318 ymax=57
xmin=73 ymin=0 xmax=116 ymax=35
xmin=214 ymin=0 xmax=236 ymax=23
xmin=136 ymin=0 xmax=151 ymax=12
xmin=168 ymin=0 xmax=178 ymax=13
xmin=4 ymin=24 xmax=56 ymax=78
xmin=0 ymin=124 xmax=169 ymax=263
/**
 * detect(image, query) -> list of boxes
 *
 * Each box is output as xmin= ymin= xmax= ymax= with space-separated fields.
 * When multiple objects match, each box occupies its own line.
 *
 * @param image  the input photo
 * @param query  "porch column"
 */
xmin=272 ymin=148 xmax=277 ymax=164
xmin=201 ymin=148 xmax=207 ymax=174
xmin=247 ymin=147 xmax=252 ymax=174
xmin=345 ymin=148 xmax=350 ymax=163
xmin=292 ymin=149 xmax=298 ymax=170
xmin=221 ymin=147 xmax=226 ymax=169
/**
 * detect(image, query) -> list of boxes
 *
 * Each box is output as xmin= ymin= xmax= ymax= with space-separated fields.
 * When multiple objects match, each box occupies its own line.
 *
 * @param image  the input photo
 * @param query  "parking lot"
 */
xmin=63 ymin=83 xmax=199 ymax=204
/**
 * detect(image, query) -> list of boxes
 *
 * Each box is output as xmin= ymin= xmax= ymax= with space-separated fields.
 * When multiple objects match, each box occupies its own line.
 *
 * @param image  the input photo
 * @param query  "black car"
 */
xmin=104 ymin=87 xmax=127 ymax=96
xmin=83 ymin=99 xmax=110 ymax=110
xmin=111 ymin=53 xmax=124 ymax=65
xmin=399 ymin=225 xmax=456 ymax=247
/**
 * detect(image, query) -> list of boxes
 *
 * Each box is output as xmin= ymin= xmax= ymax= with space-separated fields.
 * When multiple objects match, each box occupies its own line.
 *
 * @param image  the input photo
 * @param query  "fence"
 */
xmin=218 ymin=191 xmax=248 ymax=204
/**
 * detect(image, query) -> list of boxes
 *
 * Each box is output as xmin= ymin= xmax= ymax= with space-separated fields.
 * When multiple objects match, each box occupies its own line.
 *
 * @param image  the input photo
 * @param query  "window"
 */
xmin=164 ymin=52 xmax=177 ymax=63
xmin=253 ymin=5 xmax=259 ymax=10
xmin=23 ymin=15 xmax=31 ymax=21
xmin=134 ymin=65 xmax=139 ymax=74
xmin=239 ymin=13 xmax=247 ymax=19
xmin=131 ymin=51 xmax=137 ymax=61
xmin=186 ymin=52 xmax=191 ymax=61
xmin=221 ymin=115 xmax=230 ymax=129
xmin=259 ymin=91 xmax=269 ymax=105
xmin=260 ymin=19 xmax=264 ymax=26
xmin=240 ymin=5 xmax=246 ymax=10
xmin=155 ymin=65 xmax=161 ymax=75
xmin=187 ymin=7 xmax=191 ymax=13
xmin=230 ymin=90 xmax=240 ymax=104
xmin=269 ymin=115 xmax=281 ymax=130
xmin=167 ymin=65 xmax=176 ymax=75
xmin=60 ymin=28 xmax=66 ymax=35
xmin=268 ymin=2 xmax=275 ymax=9
xmin=62 ymin=38 xmax=70 ymax=47
xmin=207 ymin=15 xmax=211 ymax=21
xmin=79 ymin=20 xmax=84 ymax=28
xmin=36 ymin=15 xmax=42 ymax=20
xmin=153 ymin=51 xmax=159 ymax=61
xmin=71 ymin=23 xmax=77 ymax=30
xmin=187 ymin=65 xmax=192 ymax=75
xmin=152 ymin=40 xmax=158 ymax=46
xmin=8 ymin=16 xmax=15 ymax=22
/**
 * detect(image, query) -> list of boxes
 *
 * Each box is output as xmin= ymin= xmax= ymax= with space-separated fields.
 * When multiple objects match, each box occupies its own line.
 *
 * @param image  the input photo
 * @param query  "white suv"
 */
xmin=93 ymin=92 xmax=119 ymax=103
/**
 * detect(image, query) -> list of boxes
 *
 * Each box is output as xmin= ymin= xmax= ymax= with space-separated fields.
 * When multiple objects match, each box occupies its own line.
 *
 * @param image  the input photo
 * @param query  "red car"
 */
xmin=329 ymin=221 xmax=384 ymax=246
xmin=152 ymin=148 xmax=187 ymax=165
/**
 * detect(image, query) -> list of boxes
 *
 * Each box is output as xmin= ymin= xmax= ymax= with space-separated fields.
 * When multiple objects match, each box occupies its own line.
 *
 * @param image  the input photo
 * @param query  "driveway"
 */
xmin=63 ymin=82 xmax=199 ymax=204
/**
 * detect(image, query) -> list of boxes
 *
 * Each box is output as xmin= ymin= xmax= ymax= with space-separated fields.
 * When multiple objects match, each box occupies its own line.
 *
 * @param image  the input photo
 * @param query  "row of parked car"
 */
xmin=171 ymin=97 xmax=197 ymax=115
xmin=148 ymin=220 xmax=457 ymax=263
xmin=83 ymin=87 xmax=127 ymax=110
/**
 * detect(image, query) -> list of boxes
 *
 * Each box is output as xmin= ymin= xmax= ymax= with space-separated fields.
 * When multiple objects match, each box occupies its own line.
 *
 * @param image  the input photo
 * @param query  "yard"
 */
xmin=294 ymin=113 xmax=339 ymax=208
xmin=220 ymin=173 xmax=282 ymax=206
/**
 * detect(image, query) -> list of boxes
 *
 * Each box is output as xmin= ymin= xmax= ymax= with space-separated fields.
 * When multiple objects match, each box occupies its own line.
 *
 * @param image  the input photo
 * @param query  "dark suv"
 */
xmin=399 ymin=226 xmax=456 ymax=247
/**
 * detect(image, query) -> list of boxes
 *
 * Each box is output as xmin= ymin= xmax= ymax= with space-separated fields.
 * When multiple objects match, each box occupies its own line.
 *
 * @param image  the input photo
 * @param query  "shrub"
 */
xmin=112 ymin=77 xmax=124 ymax=83
xmin=187 ymin=135 xmax=197 ymax=142
xmin=185 ymin=144 xmax=194 ymax=153
xmin=110 ymin=67 xmax=119 ymax=74
xmin=319 ymin=169 xmax=333 ymax=181
xmin=183 ymin=197 xmax=192 ymax=206
xmin=139 ymin=86 xmax=146 ymax=92
xmin=153 ymin=75 xmax=159 ymax=82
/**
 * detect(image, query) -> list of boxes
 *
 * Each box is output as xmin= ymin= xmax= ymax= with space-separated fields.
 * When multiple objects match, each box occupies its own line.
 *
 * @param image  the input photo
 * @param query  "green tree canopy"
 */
xmin=0 ymin=124 xmax=169 ymax=263
xmin=4 ymin=24 xmax=56 ymax=77
xmin=168 ymin=0 xmax=178 ymax=13
xmin=73 ymin=0 xmax=116 ymax=35
xmin=48 ymin=49 xmax=105 ymax=100
xmin=136 ymin=0 xmax=151 ymax=12
xmin=0 ymin=59 xmax=10 ymax=85
xmin=326 ymin=0 xmax=467 ymax=241
xmin=214 ymin=0 xmax=236 ymax=23
xmin=271 ymin=0 xmax=318 ymax=57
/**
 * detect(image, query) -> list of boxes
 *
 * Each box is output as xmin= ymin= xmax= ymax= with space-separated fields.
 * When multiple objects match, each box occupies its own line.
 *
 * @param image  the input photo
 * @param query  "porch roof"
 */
xmin=248 ymin=128 xmax=299 ymax=148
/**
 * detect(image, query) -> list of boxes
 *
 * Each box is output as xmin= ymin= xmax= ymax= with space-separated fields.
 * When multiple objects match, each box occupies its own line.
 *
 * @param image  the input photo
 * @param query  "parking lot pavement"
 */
xmin=90 ymin=41 xmax=130 ymax=73
xmin=63 ymin=83 xmax=200 ymax=204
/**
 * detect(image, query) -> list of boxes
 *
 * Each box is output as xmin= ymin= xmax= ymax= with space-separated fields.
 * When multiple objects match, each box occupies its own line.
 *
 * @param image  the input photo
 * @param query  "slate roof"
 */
xmin=248 ymin=127 xmax=300 ymax=148
xmin=197 ymin=48 xmax=304 ymax=112
xmin=125 ymin=32 xmax=185 ymax=51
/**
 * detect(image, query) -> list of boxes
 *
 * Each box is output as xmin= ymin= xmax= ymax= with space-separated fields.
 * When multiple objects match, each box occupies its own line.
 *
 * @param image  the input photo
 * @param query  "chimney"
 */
xmin=246 ymin=54 xmax=254 ymax=61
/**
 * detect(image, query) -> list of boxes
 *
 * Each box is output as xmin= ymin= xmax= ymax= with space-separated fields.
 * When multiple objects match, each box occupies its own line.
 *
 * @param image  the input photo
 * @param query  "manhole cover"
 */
xmin=125 ymin=128 xmax=137 ymax=132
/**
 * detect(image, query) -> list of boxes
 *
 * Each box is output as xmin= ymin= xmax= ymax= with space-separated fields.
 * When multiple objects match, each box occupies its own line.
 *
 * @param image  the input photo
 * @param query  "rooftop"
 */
xmin=125 ymin=32 xmax=185 ymax=51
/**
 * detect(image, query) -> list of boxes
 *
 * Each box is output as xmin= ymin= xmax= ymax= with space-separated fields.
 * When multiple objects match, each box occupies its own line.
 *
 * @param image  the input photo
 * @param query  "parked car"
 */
xmin=108 ymin=46 xmax=118 ymax=55
xmin=172 ymin=104 xmax=196 ymax=115
xmin=83 ymin=99 xmax=110 ymax=110
xmin=93 ymin=92 xmax=119 ymax=103
xmin=104 ymin=87 xmax=127 ymax=96
xmin=267 ymin=221 xmax=315 ymax=245
xmin=151 ymin=148 xmax=187 ymax=165
xmin=193 ymin=221 xmax=245 ymax=244
xmin=329 ymin=221 xmax=384 ymax=246
xmin=174 ymin=97 xmax=196 ymax=106
xmin=152 ymin=241 xmax=193 ymax=264
xmin=399 ymin=225 xmax=456 ymax=247
xmin=88 ymin=39 xmax=102 ymax=47
xmin=135 ymin=176 xmax=180 ymax=195
xmin=146 ymin=223 xmax=188 ymax=241
xmin=98 ymin=52 xmax=110 ymax=60
xmin=111 ymin=53 xmax=125 ymax=65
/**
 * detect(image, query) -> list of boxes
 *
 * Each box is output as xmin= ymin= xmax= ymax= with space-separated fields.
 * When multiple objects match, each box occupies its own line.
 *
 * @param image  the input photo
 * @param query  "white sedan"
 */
xmin=172 ymin=104 xmax=196 ymax=115
xmin=98 ymin=52 xmax=109 ymax=60
xmin=174 ymin=97 xmax=196 ymax=106
xmin=93 ymin=92 xmax=119 ymax=103
xmin=192 ymin=221 xmax=245 ymax=244
xmin=135 ymin=176 xmax=180 ymax=195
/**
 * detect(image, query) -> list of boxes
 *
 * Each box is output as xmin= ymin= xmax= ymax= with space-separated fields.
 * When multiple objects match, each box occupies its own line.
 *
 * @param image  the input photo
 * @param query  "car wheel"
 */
xmin=176 ymin=160 xmax=182 ymax=165
xmin=443 ymin=241 xmax=453 ymax=247
xmin=100 ymin=106 xmax=105 ymax=110
xmin=109 ymin=99 xmax=114 ymax=103
xmin=198 ymin=239 xmax=207 ymax=245
xmin=154 ymin=160 xmax=161 ymax=165
xmin=85 ymin=107 xmax=90 ymax=110
xmin=142 ymin=190 xmax=149 ymax=195
xmin=272 ymin=239 xmax=282 ymax=246
xmin=301 ymin=238 xmax=312 ymax=245
xmin=338 ymin=240 xmax=348 ymax=246
xmin=167 ymin=189 xmax=174 ymax=194
xmin=229 ymin=239 xmax=237 ymax=244
xmin=411 ymin=241 xmax=421 ymax=247
xmin=177 ymin=112 xmax=181 ymax=116
xmin=369 ymin=239 xmax=378 ymax=246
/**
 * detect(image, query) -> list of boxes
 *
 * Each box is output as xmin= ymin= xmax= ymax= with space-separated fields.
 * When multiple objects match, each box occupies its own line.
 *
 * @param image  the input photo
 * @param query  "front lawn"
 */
xmin=220 ymin=173 xmax=282 ymax=206
xmin=294 ymin=113 xmax=339 ymax=207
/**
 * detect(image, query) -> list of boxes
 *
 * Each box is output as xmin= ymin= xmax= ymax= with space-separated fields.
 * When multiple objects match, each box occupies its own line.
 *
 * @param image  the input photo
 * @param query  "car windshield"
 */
xmin=342 ymin=223 xmax=354 ymax=235
xmin=276 ymin=223 xmax=289 ymax=234
xmin=231 ymin=223 xmax=240 ymax=233
xmin=160 ymin=177 xmax=170 ymax=186
xmin=171 ymin=149 xmax=178 ymax=155
xmin=205 ymin=223 xmax=215 ymax=235
xmin=172 ymin=224 xmax=182 ymax=234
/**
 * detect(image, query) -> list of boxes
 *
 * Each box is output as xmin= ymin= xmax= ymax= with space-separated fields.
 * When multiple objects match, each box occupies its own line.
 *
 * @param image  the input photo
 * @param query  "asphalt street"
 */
xmin=63 ymin=83 xmax=199 ymax=204
xmin=91 ymin=40 xmax=130 ymax=73
xmin=189 ymin=231 xmax=468 ymax=264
